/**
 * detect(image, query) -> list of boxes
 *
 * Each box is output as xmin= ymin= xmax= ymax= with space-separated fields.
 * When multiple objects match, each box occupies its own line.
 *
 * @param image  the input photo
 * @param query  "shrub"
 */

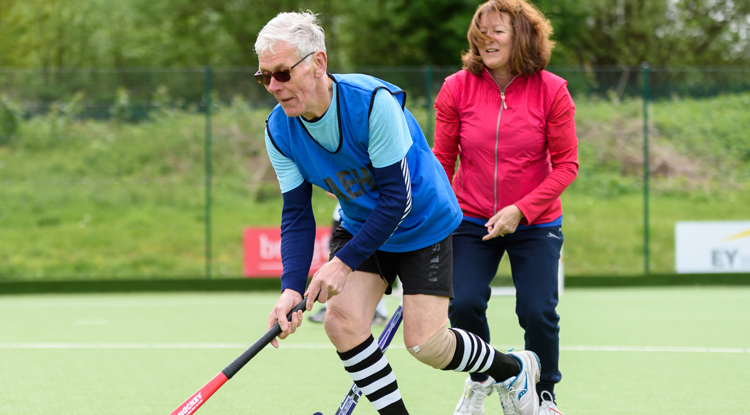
xmin=0 ymin=95 xmax=20 ymax=145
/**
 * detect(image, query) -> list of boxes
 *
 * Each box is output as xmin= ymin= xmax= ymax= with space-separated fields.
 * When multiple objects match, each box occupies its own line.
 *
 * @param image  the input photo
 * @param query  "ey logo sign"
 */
xmin=675 ymin=221 xmax=750 ymax=273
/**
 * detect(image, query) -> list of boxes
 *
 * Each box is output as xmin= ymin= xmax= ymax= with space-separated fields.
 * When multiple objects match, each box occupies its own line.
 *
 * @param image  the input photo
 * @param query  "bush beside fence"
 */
xmin=1 ymin=65 xmax=748 ymax=281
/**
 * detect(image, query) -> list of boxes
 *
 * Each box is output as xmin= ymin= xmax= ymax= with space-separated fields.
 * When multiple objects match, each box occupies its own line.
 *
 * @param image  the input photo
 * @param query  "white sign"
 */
xmin=675 ymin=221 xmax=750 ymax=273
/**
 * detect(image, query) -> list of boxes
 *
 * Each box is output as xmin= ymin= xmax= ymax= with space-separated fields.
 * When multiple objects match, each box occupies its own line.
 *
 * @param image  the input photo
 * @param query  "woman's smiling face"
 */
xmin=477 ymin=11 xmax=513 ymax=73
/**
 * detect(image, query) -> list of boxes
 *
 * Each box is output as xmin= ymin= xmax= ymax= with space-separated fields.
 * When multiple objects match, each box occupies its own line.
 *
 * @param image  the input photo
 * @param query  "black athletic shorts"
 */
xmin=328 ymin=225 xmax=454 ymax=298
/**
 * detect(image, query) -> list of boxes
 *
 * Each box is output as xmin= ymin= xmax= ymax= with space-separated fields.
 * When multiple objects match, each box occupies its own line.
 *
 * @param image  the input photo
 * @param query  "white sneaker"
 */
xmin=454 ymin=376 xmax=494 ymax=415
xmin=494 ymin=350 xmax=541 ymax=415
xmin=539 ymin=391 xmax=563 ymax=415
xmin=308 ymin=306 xmax=326 ymax=323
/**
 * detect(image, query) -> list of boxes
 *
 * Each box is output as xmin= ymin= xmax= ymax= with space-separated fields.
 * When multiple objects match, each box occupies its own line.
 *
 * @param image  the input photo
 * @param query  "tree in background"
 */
xmin=539 ymin=0 xmax=750 ymax=66
xmin=0 ymin=0 xmax=137 ymax=68
xmin=0 ymin=0 xmax=748 ymax=68
xmin=330 ymin=0 xmax=478 ymax=67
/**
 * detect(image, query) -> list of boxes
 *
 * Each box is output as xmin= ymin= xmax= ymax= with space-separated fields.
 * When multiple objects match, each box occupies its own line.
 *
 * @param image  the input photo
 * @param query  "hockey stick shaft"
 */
xmin=334 ymin=303 xmax=404 ymax=415
xmin=169 ymin=296 xmax=309 ymax=415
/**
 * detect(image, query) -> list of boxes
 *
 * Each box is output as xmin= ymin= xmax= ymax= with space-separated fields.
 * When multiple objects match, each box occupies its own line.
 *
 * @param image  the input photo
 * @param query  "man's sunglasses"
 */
xmin=254 ymin=51 xmax=315 ymax=85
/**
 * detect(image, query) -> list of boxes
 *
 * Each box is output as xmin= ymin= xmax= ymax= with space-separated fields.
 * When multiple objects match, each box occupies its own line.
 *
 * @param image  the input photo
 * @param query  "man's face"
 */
xmin=257 ymin=43 xmax=317 ymax=118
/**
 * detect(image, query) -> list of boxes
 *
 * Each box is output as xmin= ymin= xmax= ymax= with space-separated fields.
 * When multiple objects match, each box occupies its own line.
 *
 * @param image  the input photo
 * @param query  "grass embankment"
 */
xmin=0 ymin=93 xmax=748 ymax=280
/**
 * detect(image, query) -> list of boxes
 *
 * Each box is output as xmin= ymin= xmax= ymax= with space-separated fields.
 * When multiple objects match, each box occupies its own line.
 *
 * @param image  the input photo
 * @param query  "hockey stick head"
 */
xmin=170 ymin=373 xmax=228 ymax=415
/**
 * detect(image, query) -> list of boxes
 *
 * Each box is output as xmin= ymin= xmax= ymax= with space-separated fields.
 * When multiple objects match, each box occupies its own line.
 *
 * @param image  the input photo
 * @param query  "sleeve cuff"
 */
xmin=280 ymin=277 xmax=308 ymax=296
xmin=515 ymin=201 xmax=537 ymax=225
xmin=334 ymin=245 xmax=367 ymax=273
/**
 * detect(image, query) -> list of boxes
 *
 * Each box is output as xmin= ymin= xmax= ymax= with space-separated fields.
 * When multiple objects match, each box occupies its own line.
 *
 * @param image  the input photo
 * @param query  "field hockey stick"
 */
xmin=333 ymin=303 xmax=404 ymax=415
xmin=169 ymin=296 xmax=310 ymax=415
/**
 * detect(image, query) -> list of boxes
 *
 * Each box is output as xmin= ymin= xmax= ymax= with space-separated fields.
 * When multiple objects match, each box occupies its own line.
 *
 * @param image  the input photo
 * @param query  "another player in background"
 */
xmin=256 ymin=10 xmax=542 ymax=415
xmin=432 ymin=1 xmax=578 ymax=414
xmin=309 ymin=202 xmax=389 ymax=326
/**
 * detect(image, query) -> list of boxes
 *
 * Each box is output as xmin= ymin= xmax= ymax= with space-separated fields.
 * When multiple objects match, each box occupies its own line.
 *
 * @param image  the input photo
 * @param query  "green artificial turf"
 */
xmin=1 ymin=287 xmax=748 ymax=414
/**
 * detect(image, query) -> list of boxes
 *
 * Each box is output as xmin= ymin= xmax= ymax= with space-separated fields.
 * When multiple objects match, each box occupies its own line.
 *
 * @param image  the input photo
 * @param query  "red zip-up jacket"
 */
xmin=433 ymin=68 xmax=579 ymax=226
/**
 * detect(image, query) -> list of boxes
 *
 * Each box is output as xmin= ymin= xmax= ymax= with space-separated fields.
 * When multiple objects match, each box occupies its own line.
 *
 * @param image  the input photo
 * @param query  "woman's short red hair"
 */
xmin=462 ymin=0 xmax=555 ymax=77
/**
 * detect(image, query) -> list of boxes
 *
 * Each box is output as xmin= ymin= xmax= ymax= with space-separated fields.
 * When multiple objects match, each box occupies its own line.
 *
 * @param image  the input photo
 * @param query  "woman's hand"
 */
xmin=484 ymin=205 xmax=524 ymax=240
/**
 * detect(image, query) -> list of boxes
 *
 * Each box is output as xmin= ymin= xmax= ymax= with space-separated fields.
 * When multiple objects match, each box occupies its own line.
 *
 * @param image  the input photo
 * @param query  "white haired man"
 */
xmin=256 ymin=11 xmax=541 ymax=415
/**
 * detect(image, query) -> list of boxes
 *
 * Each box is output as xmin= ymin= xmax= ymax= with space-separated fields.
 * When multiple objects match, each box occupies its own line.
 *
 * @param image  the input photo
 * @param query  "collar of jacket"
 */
xmin=481 ymin=67 xmax=522 ymax=93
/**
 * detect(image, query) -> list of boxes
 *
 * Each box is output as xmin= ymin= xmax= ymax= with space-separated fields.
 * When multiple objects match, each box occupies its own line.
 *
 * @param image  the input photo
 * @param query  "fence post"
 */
xmin=641 ymin=62 xmax=650 ymax=275
xmin=424 ymin=65 xmax=433 ymax=145
xmin=204 ymin=66 xmax=213 ymax=279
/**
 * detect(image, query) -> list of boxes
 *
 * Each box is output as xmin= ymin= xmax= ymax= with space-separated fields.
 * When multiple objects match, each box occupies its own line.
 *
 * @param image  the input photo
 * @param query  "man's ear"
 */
xmin=313 ymin=50 xmax=328 ymax=78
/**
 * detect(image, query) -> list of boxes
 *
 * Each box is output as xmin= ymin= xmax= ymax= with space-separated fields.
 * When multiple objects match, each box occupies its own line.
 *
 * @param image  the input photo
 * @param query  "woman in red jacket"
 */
xmin=433 ymin=1 xmax=578 ymax=414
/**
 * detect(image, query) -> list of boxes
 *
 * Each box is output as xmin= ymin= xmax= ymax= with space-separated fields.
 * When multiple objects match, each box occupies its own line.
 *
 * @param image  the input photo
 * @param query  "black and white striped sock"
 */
xmin=338 ymin=335 xmax=408 ymax=415
xmin=443 ymin=328 xmax=520 ymax=382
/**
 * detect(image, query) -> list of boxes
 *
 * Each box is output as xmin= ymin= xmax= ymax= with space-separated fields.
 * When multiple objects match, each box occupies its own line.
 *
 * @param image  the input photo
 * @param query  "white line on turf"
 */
xmin=491 ymin=287 xmax=516 ymax=296
xmin=0 ymin=343 xmax=748 ymax=353
xmin=488 ymin=287 xmax=750 ymax=300
xmin=0 ymin=343 xmax=254 ymax=349
xmin=3 ymin=288 xmax=748 ymax=308
xmin=0 ymin=299 xmax=276 ymax=308
xmin=74 ymin=319 xmax=108 ymax=325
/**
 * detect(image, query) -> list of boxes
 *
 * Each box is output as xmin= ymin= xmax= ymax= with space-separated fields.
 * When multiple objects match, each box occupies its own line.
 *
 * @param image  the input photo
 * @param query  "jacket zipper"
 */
xmin=491 ymin=75 xmax=518 ymax=215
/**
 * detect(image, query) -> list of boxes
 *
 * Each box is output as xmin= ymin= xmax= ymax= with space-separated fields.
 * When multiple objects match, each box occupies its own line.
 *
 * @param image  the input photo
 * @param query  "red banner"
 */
xmin=243 ymin=227 xmax=332 ymax=277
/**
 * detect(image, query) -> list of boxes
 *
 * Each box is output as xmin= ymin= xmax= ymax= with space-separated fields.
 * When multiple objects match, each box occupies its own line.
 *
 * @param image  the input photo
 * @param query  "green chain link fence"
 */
xmin=1 ymin=65 xmax=748 ymax=280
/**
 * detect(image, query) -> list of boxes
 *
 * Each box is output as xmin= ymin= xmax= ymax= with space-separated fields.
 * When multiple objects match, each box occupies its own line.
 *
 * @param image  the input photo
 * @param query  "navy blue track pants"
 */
xmin=449 ymin=220 xmax=563 ymax=395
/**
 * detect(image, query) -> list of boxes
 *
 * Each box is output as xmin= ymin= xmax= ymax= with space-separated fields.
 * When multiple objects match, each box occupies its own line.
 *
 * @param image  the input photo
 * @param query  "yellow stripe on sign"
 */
xmin=722 ymin=228 xmax=750 ymax=242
